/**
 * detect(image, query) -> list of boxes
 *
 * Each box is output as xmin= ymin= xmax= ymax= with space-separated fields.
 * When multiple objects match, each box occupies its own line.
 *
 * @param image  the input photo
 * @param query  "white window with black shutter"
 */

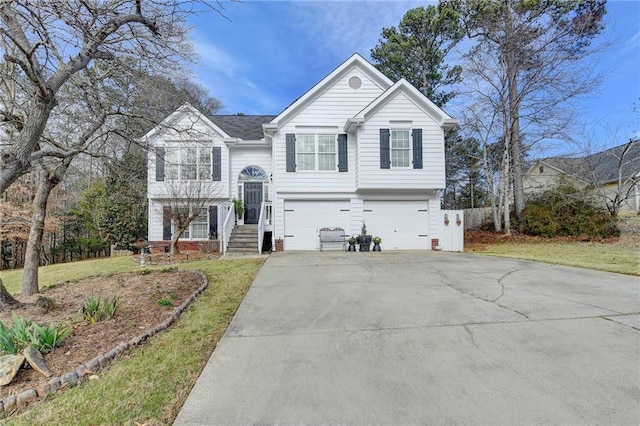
xmin=285 ymin=133 xmax=347 ymax=172
xmin=380 ymin=128 xmax=423 ymax=169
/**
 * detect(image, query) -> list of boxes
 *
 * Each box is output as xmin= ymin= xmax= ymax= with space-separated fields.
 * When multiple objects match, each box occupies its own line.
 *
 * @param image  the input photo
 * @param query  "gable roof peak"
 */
xmin=345 ymin=78 xmax=458 ymax=131
xmin=269 ymin=53 xmax=393 ymax=128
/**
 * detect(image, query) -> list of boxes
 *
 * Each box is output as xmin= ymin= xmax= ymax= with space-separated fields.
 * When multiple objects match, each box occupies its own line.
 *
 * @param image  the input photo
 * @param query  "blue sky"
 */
xmin=188 ymin=0 xmax=639 ymax=153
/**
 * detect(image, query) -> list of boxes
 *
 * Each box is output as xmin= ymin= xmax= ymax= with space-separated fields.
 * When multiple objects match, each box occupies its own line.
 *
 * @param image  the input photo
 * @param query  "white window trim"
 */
xmin=390 ymin=129 xmax=411 ymax=169
xmin=295 ymin=133 xmax=338 ymax=172
xmin=173 ymin=207 xmax=209 ymax=240
xmin=165 ymin=146 xmax=212 ymax=181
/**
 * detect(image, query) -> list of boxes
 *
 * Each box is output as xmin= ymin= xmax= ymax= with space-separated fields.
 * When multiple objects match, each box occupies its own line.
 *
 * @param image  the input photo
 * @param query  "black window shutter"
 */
xmin=162 ymin=206 xmax=171 ymax=240
xmin=380 ymin=129 xmax=390 ymax=169
xmin=212 ymin=146 xmax=222 ymax=181
xmin=286 ymin=134 xmax=296 ymax=172
xmin=156 ymin=148 xmax=165 ymax=181
xmin=338 ymin=133 xmax=348 ymax=172
xmin=412 ymin=128 xmax=423 ymax=169
xmin=209 ymin=205 xmax=218 ymax=240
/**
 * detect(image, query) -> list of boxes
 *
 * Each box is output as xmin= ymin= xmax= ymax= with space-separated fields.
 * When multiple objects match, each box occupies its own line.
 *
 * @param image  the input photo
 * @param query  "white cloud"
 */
xmin=286 ymin=1 xmax=427 ymax=60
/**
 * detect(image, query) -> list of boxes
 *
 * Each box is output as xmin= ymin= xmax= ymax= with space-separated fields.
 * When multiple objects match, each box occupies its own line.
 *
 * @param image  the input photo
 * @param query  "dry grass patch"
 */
xmin=466 ymin=231 xmax=639 ymax=276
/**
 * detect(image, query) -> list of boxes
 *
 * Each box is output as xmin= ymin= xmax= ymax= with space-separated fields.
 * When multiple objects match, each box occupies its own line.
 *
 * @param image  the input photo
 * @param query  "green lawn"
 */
xmin=0 ymin=256 xmax=137 ymax=295
xmin=478 ymin=241 xmax=639 ymax=276
xmin=2 ymin=256 xmax=265 ymax=425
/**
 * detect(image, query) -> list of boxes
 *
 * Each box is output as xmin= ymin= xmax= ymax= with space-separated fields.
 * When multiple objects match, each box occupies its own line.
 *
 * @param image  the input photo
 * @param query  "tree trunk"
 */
xmin=170 ymin=229 xmax=185 ymax=255
xmin=0 ymin=278 xmax=21 ymax=311
xmin=22 ymin=161 xmax=68 ymax=296
xmin=499 ymin=135 xmax=511 ymax=235
xmin=22 ymin=177 xmax=54 ymax=296
xmin=504 ymin=0 xmax=525 ymax=223
xmin=482 ymin=144 xmax=501 ymax=232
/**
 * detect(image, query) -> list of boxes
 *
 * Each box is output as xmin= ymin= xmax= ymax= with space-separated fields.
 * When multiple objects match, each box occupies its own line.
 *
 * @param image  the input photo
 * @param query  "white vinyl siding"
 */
xmin=228 ymin=146 xmax=272 ymax=200
xmin=357 ymin=92 xmax=445 ymax=190
xmin=273 ymin=68 xmax=386 ymax=194
xmin=287 ymin=69 xmax=387 ymax=126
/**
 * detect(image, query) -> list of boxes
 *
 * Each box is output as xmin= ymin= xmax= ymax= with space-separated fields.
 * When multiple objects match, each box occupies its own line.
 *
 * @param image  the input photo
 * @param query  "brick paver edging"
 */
xmin=0 ymin=270 xmax=209 ymax=413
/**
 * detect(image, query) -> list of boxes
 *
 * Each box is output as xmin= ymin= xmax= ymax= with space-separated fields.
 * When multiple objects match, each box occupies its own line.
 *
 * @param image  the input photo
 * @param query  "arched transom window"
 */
xmin=239 ymin=165 xmax=268 ymax=181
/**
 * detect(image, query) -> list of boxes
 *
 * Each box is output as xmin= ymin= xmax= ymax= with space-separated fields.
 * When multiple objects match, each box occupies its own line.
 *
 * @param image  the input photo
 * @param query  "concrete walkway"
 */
xmin=175 ymin=251 xmax=640 ymax=425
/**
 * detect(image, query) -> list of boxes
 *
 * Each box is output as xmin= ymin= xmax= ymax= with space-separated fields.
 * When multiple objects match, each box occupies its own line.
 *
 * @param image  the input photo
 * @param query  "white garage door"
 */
xmin=363 ymin=201 xmax=429 ymax=250
xmin=284 ymin=200 xmax=350 ymax=250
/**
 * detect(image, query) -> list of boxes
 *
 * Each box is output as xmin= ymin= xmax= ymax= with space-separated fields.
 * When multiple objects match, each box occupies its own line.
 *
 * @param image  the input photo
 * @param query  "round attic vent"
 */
xmin=348 ymin=76 xmax=362 ymax=90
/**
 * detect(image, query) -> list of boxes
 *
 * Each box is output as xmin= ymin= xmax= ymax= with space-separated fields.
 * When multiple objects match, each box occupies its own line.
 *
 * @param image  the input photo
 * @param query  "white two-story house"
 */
xmin=146 ymin=53 xmax=458 ymax=252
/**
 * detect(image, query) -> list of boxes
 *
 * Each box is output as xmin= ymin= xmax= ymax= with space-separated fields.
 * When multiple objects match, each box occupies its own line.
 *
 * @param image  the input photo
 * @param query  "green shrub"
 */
xmin=103 ymin=295 xmax=119 ymax=319
xmin=31 ymin=322 xmax=72 ymax=353
xmin=160 ymin=266 xmax=177 ymax=273
xmin=81 ymin=294 xmax=119 ymax=323
xmin=157 ymin=298 xmax=172 ymax=307
xmin=0 ymin=321 xmax=19 ymax=355
xmin=521 ymin=183 xmax=619 ymax=239
xmin=136 ymin=268 xmax=153 ymax=275
xmin=0 ymin=313 xmax=71 ymax=354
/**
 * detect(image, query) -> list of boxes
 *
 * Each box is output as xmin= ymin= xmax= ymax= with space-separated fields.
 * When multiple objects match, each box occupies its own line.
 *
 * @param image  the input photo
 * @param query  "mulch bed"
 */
xmin=0 ymin=268 xmax=203 ymax=399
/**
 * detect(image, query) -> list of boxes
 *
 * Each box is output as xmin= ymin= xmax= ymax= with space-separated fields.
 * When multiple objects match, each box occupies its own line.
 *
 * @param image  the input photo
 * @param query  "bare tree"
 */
xmin=0 ymin=0 xmax=224 ymax=193
xmin=163 ymin=178 xmax=221 ymax=256
xmin=448 ymin=0 xmax=607 ymax=223
xmin=1 ymin=1 xmax=226 ymax=298
xmin=585 ymin=138 xmax=640 ymax=217
xmin=157 ymin=137 xmax=223 ymax=255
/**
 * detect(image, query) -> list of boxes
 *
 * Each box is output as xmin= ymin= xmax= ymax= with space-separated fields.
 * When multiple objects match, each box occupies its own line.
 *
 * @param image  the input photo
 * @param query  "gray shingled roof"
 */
xmin=585 ymin=142 xmax=640 ymax=184
xmin=539 ymin=142 xmax=640 ymax=184
xmin=209 ymin=115 xmax=276 ymax=140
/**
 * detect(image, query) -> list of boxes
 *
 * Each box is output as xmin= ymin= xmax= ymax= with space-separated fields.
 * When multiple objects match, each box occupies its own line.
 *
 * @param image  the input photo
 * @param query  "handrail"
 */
xmin=257 ymin=201 xmax=273 ymax=255
xmin=221 ymin=202 xmax=235 ymax=255
xmin=257 ymin=202 xmax=266 ymax=255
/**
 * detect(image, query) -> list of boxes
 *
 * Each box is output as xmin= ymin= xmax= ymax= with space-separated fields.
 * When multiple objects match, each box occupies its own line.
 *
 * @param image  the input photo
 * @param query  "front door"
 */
xmin=244 ymin=182 xmax=263 ymax=224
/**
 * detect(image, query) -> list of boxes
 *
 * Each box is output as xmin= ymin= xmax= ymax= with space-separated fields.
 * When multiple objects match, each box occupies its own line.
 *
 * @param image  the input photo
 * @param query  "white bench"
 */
xmin=319 ymin=227 xmax=346 ymax=252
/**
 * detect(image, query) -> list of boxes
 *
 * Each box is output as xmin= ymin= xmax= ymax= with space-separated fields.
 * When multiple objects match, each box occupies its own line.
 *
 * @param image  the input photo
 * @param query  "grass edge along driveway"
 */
xmin=473 ymin=241 xmax=639 ymax=276
xmin=1 ymin=256 xmax=265 ymax=426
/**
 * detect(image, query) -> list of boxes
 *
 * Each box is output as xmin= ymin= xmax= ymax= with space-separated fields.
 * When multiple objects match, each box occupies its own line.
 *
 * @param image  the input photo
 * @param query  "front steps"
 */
xmin=226 ymin=225 xmax=259 ymax=255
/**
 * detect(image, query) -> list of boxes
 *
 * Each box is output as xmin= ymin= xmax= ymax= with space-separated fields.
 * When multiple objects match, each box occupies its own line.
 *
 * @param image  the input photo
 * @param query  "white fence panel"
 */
xmin=440 ymin=210 xmax=464 ymax=252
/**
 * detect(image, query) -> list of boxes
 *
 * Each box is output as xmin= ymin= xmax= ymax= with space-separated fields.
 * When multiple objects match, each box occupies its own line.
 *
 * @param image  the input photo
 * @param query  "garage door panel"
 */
xmin=364 ymin=201 xmax=429 ymax=250
xmin=285 ymin=201 xmax=350 ymax=250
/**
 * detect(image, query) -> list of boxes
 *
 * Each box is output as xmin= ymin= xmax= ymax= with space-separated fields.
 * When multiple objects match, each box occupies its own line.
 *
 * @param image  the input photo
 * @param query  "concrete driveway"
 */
xmin=175 ymin=251 xmax=640 ymax=425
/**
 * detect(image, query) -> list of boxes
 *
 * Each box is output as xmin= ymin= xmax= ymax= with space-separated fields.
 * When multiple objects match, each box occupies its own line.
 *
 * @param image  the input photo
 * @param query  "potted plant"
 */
xmin=372 ymin=236 xmax=382 ymax=251
xmin=347 ymin=235 xmax=357 ymax=252
xmin=357 ymin=222 xmax=372 ymax=252
xmin=232 ymin=198 xmax=244 ymax=224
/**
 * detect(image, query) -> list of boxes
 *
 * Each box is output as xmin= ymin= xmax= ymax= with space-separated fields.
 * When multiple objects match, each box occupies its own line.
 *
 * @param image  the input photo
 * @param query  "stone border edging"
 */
xmin=0 ymin=270 xmax=209 ymax=414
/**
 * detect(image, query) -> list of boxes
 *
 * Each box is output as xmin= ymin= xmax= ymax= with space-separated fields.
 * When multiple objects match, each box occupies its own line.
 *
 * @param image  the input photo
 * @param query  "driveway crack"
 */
xmin=601 ymin=315 xmax=640 ymax=331
xmin=426 ymin=263 xmax=531 ymax=321
xmin=463 ymin=324 xmax=480 ymax=349
xmin=491 ymin=268 xmax=522 ymax=302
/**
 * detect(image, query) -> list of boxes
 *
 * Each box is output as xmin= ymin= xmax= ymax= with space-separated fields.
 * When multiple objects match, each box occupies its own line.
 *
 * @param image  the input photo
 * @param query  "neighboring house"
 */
xmin=524 ymin=142 xmax=640 ymax=213
xmin=146 ymin=53 xmax=458 ymax=252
